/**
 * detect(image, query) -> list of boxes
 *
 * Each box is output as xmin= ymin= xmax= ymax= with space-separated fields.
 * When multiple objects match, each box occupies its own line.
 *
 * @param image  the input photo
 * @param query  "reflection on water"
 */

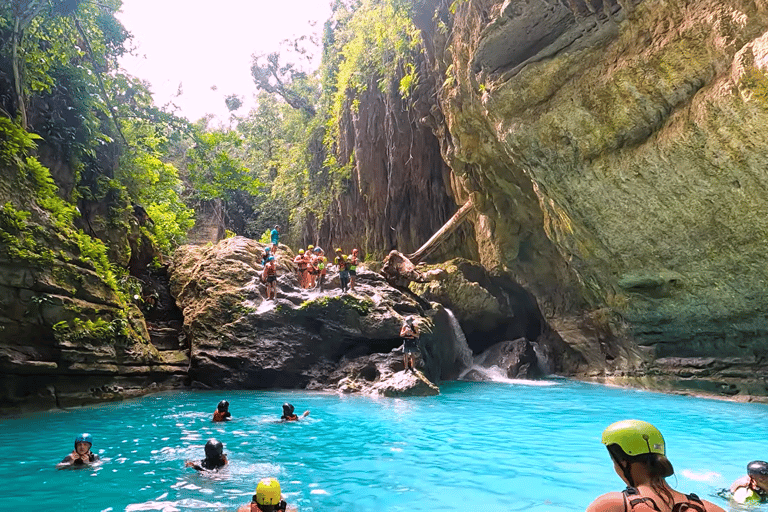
xmin=0 ymin=381 xmax=764 ymax=511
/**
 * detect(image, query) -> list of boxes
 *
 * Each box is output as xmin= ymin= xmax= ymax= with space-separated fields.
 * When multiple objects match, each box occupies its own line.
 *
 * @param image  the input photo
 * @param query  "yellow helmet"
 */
xmin=308 ymin=245 xmax=314 ymax=250
xmin=298 ymin=249 xmax=304 ymax=254
xmin=335 ymin=248 xmax=342 ymax=253
xmin=601 ymin=419 xmax=665 ymax=456
xmin=256 ymin=477 xmax=281 ymax=506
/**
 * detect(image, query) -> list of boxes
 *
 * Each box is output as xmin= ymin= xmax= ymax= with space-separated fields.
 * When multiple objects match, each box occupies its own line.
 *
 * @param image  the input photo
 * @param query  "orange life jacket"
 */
xmin=213 ymin=410 xmax=228 ymax=422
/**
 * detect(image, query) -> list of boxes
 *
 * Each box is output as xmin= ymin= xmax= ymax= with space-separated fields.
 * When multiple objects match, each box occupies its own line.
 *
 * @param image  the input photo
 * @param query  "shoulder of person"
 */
xmin=730 ymin=475 xmax=751 ymax=492
xmin=586 ymin=491 xmax=626 ymax=512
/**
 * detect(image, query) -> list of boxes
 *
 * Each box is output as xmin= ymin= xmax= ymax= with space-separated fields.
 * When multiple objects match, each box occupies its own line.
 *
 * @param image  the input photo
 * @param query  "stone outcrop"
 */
xmin=169 ymin=237 xmax=494 ymax=396
xmin=0 ymin=164 xmax=188 ymax=413
xmin=410 ymin=0 xmax=768 ymax=398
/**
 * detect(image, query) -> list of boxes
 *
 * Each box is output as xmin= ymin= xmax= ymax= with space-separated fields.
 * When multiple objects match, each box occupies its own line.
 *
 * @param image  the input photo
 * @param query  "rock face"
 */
xmin=397 ymin=0 xmax=768 ymax=398
xmin=169 ymin=237 xmax=488 ymax=396
xmin=0 ymin=164 xmax=188 ymax=413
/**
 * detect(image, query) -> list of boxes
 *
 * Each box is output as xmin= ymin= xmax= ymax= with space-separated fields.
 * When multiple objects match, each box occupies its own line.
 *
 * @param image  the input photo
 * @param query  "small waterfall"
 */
xmin=444 ymin=308 xmax=474 ymax=373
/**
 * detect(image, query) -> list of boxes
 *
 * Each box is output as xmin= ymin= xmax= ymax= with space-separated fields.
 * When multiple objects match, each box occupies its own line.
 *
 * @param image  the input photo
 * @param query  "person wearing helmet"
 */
xmin=293 ymin=249 xmax=309 ymax=288
xmin=280 ymin=402 xmax=309 ymax=422
xmin=261 ymin=246 xmax=271 ymax=267
xmin=185 ymin=438 xmax=228 ymax=471
xmin=587 ymin=420 xmax=725 ymax=512
xmin=237 ymin=477 xmax=295 ymax=512
xmin=213 ymin=400 xmax=231 ymax=422
xmin=334 ymin=249 xmax=350 ymax=293
xmin=316 ymin=254 xmax=327 ymax=292
xmin=57 ymin=433 xmax=99 ymax=468
xmin=307 ymin=246 xmax=319 ymax=289
xmin=729 ymin=460 xmax=768 ymax=504
xmin=270 ymin=225 xmax=280 ymax=254
xmin=400 ymin=316 xmax=420 ymax=372
xmin=349 ymin=248 xmax=360 ymax=291
xmin=262 ymin=255 xmax=278 ymax=300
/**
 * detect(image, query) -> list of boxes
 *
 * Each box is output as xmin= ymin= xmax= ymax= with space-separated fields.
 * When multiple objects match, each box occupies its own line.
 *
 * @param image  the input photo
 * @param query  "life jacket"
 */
xmin=349 ymin=254 xmax=359 ymax=271
xmin=213 ymin=410 xmax=228 ymax=422
xmin=622 ymin=487 xmax=707 ymax=512
xmin=265 ymin=263 xmax=277 ymax=276
xmin=335 ymin=255 xmax=350 ymax=270
xmin=282 ymin=414 xmax=299 ymax=421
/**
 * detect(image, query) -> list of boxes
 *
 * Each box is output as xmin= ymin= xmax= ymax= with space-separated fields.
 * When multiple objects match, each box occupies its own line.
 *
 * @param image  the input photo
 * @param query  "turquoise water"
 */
xmin=1 ymin=379 xmax=765 ymax=511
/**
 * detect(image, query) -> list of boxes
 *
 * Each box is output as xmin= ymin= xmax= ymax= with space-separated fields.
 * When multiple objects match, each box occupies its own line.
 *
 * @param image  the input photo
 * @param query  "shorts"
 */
xmin=267 ymin=275 xmax=277 ymax=283
xmin=349 ymin=269 xmax=356 ymax=276
xmin=339 ymin=270 xmax=350 ymax=281
xmin=403 ymin=338 xmax=419 ymax=353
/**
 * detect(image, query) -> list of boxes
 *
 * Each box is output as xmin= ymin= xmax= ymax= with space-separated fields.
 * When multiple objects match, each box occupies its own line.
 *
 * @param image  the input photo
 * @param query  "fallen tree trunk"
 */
xmin=406 ymin=198 xmax=473 ymax=263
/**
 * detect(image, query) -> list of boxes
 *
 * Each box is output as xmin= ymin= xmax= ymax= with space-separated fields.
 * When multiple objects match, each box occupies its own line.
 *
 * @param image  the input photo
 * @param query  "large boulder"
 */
xmin=169 ymin=237 xmax=466 ymax=395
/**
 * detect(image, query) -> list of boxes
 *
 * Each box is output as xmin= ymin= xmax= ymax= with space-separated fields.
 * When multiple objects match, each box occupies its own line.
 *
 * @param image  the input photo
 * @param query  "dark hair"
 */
xmin=607 ymin=444 xmax=675 ymax=507
xmin=253 ymin=501 xmax=287 ymax=512
xmin=748 ymin=460 xmax=768 ymax=476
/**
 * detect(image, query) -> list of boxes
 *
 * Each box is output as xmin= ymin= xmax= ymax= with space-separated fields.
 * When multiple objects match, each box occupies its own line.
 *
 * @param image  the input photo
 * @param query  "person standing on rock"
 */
xmin=400 ymin=316 xmax=420 ymax=372
xmin=270 ymin=225 xmax=280 ymax=254
xmin=349 ymin=248 xmax=360 ymax=291
xmin=293 ymin=249 xmax=308 ymax=288
xmin=262 ymin=256 xmax=278 ymax=300
xmin=261 ymin=246 xmax=271 ymax=266
xmin=307 ymin=248 xmax=319 ymax=289
xmin=334 ymin=248 xmax=350 ymax=293
xmin=316 ymin=253 xmax=327 ymax=292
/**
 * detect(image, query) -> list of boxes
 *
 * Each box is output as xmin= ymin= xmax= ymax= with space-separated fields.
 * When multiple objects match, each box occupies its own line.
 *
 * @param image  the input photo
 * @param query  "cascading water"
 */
xmin=443 ymin=308 xmax=474 ymax=374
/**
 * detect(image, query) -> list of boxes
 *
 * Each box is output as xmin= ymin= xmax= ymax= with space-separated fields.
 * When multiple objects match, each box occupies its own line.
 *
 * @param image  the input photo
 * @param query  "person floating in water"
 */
xmin=263 ymin=256 xmax=278 ymax=300
xmin=334 ymin=248 xmax=350 ymax=293
xmin=57 ymin=433 xmax=99 ymax=468
xmin=238 ymin=477 xmax=296 ymax=512
xmin=349 ymin=248 xmax=360 ymax=291
xmin=729 ymin=460 xmax=768 ymax=504
xmin=270 ymin=225 xmax=280 ymax=254
xmin=213 ymin=400 xmax=231 ymax=422
xmin=400 ymin=315 xmax=420 ymax=372
xmin=185 ymin=438 xmax=228 ymax=471
xmin=586 ymin=419 xmax=725 ymax=512
xmin=280 ymin=403 xmax=309 ymax=422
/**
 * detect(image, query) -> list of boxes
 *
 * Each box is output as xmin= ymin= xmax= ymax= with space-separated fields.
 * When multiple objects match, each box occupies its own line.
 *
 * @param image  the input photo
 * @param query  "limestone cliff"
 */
xmin=410 ymin=0 xmax=768 ymax=397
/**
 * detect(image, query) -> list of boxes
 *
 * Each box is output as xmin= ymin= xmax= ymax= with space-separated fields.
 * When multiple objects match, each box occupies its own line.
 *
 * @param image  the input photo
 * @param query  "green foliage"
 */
xmin=299 ymin=294 xmax=373 ymax=316
xmin=741 ymin=66 xmax=768 ymax=106
xmin=52 ymin=316 xmax=129 ymax=345
xmin=0 ymin=118 xmax=41 ymax=165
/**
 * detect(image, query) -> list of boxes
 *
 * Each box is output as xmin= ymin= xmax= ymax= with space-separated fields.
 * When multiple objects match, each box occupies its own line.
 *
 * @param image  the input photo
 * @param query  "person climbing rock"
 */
xmin=57 ymin=433 xmax=99 ymax=469
xmin=262 ymin=256 xmax=278 ymax=300
xmin=334 ymin=248 xmax=350 ymax=293
xmin=730 ymin=460 xmax=768 ymax=504
xmin=293 ymin=249 xmax=308 ymax=288
xmin=349 ymin=248 xmax=360 ymax=291
xmin=213 ymin=400 xmax=231 ymax=422
xmin=270 ymin=225 xmax=280 ymax=254
xmin=280 ymin=403 xmax=309 ymax=422
xmin=185 ymin=438 xmax=228 ymax=471
xmin=261 ymin=246 xmax=271 ymax=266
xmin=586 ymin=420 xmax=725 ymax=512
xmin=400 ymin=316 xmax=420 ymax=372
xmin=238 ymin=477 xmax=296 ymax=512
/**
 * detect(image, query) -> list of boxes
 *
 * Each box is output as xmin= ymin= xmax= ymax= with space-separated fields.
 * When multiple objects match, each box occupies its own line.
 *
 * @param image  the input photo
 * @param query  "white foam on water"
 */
xmin=681 ymin=469 xmax=721 ymax=482
xmin=460 ymin=364 xmax=559 ymax=386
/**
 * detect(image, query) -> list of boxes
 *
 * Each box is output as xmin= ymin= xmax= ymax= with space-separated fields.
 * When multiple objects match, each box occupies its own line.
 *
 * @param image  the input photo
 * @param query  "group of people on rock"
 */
xmin=259 ymin=223 xmax=362 ymax=299
xmin=57 ymin=400 xmax=309 ymax=511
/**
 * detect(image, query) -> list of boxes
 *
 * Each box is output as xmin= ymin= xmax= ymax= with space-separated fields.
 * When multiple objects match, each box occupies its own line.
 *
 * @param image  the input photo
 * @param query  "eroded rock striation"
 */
xmin=413 ymin=0 xmax=768 ymax=397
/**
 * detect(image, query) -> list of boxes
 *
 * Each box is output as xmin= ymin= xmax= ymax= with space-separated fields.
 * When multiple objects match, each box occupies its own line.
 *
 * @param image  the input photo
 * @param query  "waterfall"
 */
xmin=443 ymin=308 xmax=474 ymax=373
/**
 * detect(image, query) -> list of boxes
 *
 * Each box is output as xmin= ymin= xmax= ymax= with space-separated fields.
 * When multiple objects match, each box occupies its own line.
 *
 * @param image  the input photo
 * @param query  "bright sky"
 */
xmin=116 ymin=0 xmax=332 ymax=124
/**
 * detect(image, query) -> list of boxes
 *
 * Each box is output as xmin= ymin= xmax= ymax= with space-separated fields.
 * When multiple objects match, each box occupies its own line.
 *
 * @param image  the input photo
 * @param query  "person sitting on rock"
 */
xmin=57 ymin=433 xmax=99 ymax=469
xmin=730 ymin=461 xmax=768 ymax=504
xmin=280 ymin=403 xmax=309 ymax=422
xmin=213 ymin=400 xmax=231 ymax=422
xmin=349 ymin=248 xmax=360 ymax=291
xmin=400 ymin=316 xmax=420 ymax=372
xmin=238 ymin=477 xmax=296 ymax=512
xmin=262 ymin=256 xmax=278 ymax=300
xmin=185 ymin=438 xmax=228 ymax=471
xmin=261 ymin=246 xmax=271 ymax=266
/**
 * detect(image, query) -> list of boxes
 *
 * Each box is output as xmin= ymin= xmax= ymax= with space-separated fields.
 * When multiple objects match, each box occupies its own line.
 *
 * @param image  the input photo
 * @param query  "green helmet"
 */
xmin=601 ymin=419 xmax=665 ymax=456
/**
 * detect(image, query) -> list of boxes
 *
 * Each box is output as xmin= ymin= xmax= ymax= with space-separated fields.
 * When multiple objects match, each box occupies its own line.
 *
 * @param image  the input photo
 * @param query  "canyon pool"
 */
xmin=0 ymin=379 xmax=763 ymax=511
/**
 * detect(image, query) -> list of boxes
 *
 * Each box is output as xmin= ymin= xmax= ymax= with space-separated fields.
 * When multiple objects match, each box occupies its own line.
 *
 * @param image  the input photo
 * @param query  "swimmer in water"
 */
xmin=185 ymin=438 xmax=228 ymax=471
xmin=238 ymin=477 xmax=297 ymax=512
xmin=586 ymin=420 xmax=725 ymax=512
xmin=729 ymin=460 xmax=768 ymax=504
xmin=57 ymin=433 xmax=99 ymax=468
xmin=213 ymin=400 xmax=232 ymax=422
xmin=280 ymin=403 xmax=309 ymax=422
